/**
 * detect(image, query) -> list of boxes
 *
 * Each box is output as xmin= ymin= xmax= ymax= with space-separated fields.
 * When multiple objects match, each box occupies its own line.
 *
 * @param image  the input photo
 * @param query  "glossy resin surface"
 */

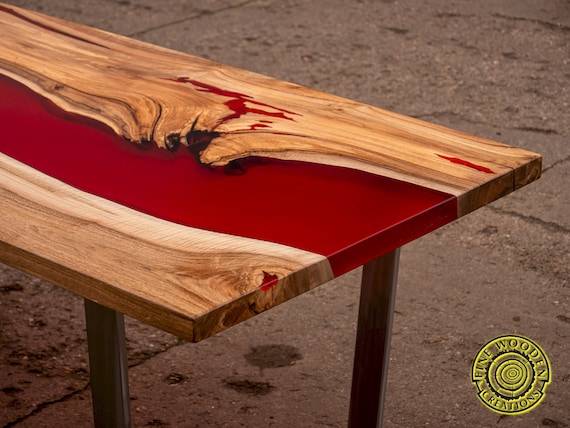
xmin=0 ymin=76 xmax=457 ymax=276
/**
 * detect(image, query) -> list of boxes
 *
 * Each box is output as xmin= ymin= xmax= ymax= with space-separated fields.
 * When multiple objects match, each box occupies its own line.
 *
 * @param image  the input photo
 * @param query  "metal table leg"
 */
xmin=348 ymin=248 xmax=400 ymax=428
xmin=84 ymin=299 xmax=132 ymax=428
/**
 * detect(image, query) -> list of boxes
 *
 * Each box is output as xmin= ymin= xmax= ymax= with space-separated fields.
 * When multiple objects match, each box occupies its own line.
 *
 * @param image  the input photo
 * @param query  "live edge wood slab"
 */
xmin=0 ymin=4 xmax=541 ymax=342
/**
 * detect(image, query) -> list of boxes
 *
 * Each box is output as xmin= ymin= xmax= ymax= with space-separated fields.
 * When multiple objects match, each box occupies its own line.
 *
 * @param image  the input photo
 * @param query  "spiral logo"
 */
xmin=472 ymin=335 xmax=551 ymax=415
xmin=489 ymin=351 xmax=534 ymax=398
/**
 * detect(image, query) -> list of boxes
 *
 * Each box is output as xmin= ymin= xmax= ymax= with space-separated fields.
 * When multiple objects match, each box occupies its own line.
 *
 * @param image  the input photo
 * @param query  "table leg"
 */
xmin=348 ymin=248 xmax=400 ymax=428
xmin=84 ymin=299 xmax=132 ymax=428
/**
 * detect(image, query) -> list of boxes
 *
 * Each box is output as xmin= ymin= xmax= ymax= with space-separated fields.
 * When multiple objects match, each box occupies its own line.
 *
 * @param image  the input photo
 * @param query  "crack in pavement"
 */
xmin=127 ymin=0 xmax=257 ymax=38
xmin=2 ymin=386 xmax=89 ymax=428
xmin=492 ymin=12 xmax=570 ymax=32
xmin=514 ymin=126 xmax=558 ymax=135
xmin=2 ymin=337 xmax=186 ymax=427
xmin=542 ymin=154 xmax=570 ymax=174
xmin=414 ymin=111 xmax=563 ymax=138
xmin=488 ymin=205 xmax=570 ymax=235
xmin=126 ymin=336 xmax=186 ymax=367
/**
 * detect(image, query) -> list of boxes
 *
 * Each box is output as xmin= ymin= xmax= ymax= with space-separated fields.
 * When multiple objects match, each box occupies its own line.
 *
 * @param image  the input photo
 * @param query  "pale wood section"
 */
xmin=0 ymin=4 xmax=541 ymax=216
xmin=0 ymin=153 xmax=333 ymax=341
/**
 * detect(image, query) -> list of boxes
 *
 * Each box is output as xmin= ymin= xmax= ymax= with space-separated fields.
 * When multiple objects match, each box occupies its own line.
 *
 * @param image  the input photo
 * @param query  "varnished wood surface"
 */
xmin=0 ymin=4 xmax=541 ymax=340
xmin=0 ymin=4 xmax=541 ymax=214
xmin=0 ymin=152 xmax=333 ymax=341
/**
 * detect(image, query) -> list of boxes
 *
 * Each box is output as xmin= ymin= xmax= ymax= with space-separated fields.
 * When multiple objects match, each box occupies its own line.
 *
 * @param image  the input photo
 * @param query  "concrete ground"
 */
xmin=1 ymin=0 xmax=569 ymax=426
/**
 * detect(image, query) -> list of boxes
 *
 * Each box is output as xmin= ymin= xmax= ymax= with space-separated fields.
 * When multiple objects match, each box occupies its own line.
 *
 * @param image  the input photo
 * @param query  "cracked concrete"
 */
xmin=1 ymin=0 xmax=569 ymax=427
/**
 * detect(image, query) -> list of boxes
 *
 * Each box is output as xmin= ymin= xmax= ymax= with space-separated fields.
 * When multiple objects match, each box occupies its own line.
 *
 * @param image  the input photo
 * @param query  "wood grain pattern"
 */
xmin=0 ymin=4 xmax=541 ymax=340
xmin=0 ymin=152 xmax=333 ymax=341
xmin=0 ymin=4 xmax=541 ymax=216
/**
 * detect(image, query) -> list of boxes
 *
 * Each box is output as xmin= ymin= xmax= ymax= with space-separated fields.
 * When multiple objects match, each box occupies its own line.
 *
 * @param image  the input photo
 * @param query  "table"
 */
xmin=0 ymin=3 xmax=542 ymax=427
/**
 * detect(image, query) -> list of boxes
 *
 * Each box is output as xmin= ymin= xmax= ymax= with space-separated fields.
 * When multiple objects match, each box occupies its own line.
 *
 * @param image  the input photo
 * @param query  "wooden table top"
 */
xmin=0 ymin=4 xmax=541 ymax=341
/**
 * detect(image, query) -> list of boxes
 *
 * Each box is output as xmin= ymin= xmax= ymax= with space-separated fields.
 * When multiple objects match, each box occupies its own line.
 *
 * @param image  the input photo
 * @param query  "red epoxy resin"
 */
xmin=167 ymin=78 xmax=299 ymax=127
xmin=260 ymin=271 xmax=279 ymax=291
xmin=0 ymin=75 xmax=457 ymax=276
xmin=438 ymin=154 xmax=495 ymax=174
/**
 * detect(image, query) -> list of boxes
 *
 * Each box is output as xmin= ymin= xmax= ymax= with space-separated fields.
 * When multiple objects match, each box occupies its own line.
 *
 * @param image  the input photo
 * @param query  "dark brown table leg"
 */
xmin=84 ymin=299 xmax=132 ymax=428
xmin=348 ymin=248 xmax=400 ymax=428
